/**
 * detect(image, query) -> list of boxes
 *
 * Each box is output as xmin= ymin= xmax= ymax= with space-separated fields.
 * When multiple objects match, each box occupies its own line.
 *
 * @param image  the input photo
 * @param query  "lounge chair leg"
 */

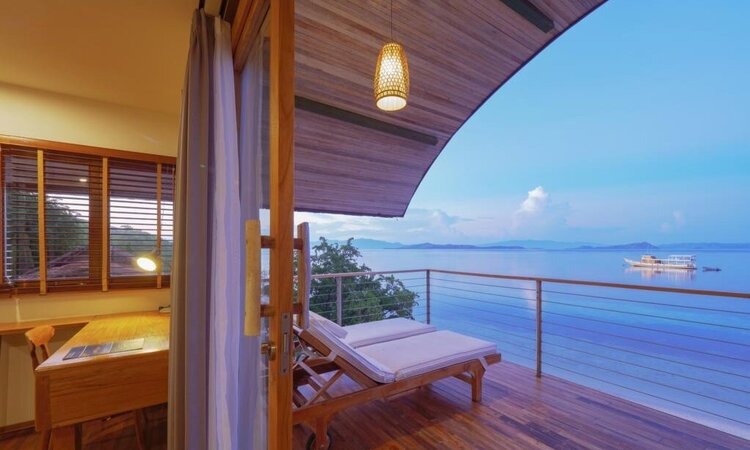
xmin=471 ymin=368 xmax=485 ymax=402
xmin=313 ymin=416 xmax=331 ymax=450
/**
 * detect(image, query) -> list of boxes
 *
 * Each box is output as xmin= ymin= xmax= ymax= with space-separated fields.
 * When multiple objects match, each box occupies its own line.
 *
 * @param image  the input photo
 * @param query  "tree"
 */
xmin=308 ymin=237 xmax=418 ymax=325
xmin=5 ymin=190 xmax=172 ymax=281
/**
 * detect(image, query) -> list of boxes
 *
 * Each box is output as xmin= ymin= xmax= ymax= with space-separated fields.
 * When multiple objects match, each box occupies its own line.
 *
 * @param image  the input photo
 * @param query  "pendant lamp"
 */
xmin=374 ymin=1 xmax=409 ymax=111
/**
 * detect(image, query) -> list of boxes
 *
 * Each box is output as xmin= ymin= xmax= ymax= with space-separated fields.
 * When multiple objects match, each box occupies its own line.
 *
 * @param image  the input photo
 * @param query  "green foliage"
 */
xmin=309 ymin=237 xmax=418 ymax=325
xmin=5 ymin=189 xmax=172 ymax=280
xmin=5 ymin=190 xmax=91 ymax=278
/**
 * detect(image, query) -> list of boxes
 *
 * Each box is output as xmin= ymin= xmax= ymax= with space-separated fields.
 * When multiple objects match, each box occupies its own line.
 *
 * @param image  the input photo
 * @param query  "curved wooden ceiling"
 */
xmin=292 ymin=0 xmax=605 ymax=217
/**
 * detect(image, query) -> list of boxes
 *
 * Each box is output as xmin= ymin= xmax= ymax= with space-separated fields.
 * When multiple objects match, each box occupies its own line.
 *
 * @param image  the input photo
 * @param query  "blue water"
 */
xmin=357 ymin=249 xmax=750 ymax=440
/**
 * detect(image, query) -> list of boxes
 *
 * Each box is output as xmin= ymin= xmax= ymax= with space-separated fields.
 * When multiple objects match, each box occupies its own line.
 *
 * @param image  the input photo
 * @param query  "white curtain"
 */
xmin=239 ymin=25 xmax=267 ymax=450
xmin=169 ymin=10 xmax=261 ymax=450
xmin=208 ymin=15 xmax=243 ymax=450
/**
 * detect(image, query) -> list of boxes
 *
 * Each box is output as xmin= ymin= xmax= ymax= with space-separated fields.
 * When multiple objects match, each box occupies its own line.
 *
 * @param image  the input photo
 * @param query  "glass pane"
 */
xmin=4 ymin=150 xmax=40 ymax=283
xmin=109 ymin=160 xmax=158 ymax=277
xmin=44 ymin=156 xmax=99 ymax=281
xmin=241 ymin=15 xmax=271 ymax=450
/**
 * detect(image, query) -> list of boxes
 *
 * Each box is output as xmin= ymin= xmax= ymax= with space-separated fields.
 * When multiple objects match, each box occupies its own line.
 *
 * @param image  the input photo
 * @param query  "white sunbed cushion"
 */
xmin=356 ymin=331 xmax=497 ymax=381
xmin=343 ymin=318 xmax=436 ymax=348
xmin=307 ymin=320 xmax=395 ymax=383
xmin=309 ymin=311 xmax=348 ymax=339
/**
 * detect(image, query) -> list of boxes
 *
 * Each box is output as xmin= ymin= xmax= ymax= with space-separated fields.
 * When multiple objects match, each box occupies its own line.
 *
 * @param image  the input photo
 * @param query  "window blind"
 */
xmin=3 ymin=148 xmax=41 ymax=288
xmin=109 ymin=159 xmax=171 ymax=288
xmin=0 ymin=144 xmax=174 ymax=294
xmin=160 ymin=164 xmax=175 ymax=279
xmin=44 ymin=151 xmax=103 ymax=289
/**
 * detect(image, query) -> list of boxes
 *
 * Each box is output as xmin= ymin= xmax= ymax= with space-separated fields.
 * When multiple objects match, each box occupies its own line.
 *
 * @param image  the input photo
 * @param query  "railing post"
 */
xmin=536 ymin=279 xmax=543 ymax=378
xmin=425 ymin=269 xmax=431 ymax=324
xmin=336 ymin=276 xmax=343 ymax=325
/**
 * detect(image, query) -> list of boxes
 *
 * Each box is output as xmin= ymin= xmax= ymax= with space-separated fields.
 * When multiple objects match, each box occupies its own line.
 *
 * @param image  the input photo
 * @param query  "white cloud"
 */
xmin=660 ymin=210 xmax=686 ymax=233
xmin=511 ymin=186 xmax=569 ymax=236
xmin=293 ymin=208 xmax=469 ymax=244
xmin=673 ymin=210 xmax=686 ymax=227
xmin=290 ymin=186 xmax=578 ymax=243
xmin=517 ymin=186 xmax=549 ymax=214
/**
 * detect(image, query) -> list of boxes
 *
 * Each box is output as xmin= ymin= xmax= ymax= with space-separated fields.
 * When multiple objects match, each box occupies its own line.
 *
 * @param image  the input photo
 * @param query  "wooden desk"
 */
xmin=0 ymin=310 xmax=167 ymax=336
xmin=35 ymin=313 xmax=169 ymax=449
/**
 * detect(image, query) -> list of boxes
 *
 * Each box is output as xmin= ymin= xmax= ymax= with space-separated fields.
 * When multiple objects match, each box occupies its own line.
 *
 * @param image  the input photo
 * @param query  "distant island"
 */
xmin=396 ymin=243 xmax=523 ymax=250
xmin=574 ymin=241 xmax=659 ymax=250
xmin=330 ymin=239 xmax=750 ymax=251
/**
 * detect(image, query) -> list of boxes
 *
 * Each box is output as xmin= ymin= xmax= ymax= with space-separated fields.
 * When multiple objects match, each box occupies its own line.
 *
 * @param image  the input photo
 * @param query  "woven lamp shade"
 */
xmin=374 ymin=42 xmax=409 ymax=111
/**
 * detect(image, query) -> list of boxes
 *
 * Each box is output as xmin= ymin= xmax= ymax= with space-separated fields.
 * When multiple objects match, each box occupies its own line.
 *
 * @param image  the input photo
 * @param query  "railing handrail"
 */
xmin=311 ymin=268 xmax=750 ymax=299
xmin=309 ymin=266 xmax=750 ymax=435
xmin=310 ymin=269 xmax=427 ymax=279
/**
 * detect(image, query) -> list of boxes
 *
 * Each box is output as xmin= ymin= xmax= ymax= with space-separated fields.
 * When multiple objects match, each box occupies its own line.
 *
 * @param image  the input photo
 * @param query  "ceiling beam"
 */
xmin=295 ymin=97 xmax=439 ymax=146
xmin=499 ymin=0 xmax=554 ymax=33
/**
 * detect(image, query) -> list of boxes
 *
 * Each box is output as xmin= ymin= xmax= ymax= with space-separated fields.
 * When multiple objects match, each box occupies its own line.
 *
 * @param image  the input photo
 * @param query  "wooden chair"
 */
xmin=25 ymin=325 xmax=55 ymax=370
xmin=24 ymin=326 xmax=147 ymax=450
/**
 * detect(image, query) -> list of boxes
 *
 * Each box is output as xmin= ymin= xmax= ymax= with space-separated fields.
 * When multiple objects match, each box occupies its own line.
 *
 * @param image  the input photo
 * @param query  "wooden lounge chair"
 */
xmin=292 ymin=314 xmax=502 ymax=449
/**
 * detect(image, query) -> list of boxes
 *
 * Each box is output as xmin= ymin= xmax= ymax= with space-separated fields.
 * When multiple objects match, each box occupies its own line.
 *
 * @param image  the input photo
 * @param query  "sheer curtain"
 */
xmin=238 ymin=27 xmax=268 ymax=450
xmin=169 ymin=10 xmax=261 ymax=450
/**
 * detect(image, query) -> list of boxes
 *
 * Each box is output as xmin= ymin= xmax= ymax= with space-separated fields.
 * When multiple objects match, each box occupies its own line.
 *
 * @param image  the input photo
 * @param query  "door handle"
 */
xmin=244 ymin=219 xmax=261 ymax=336
xmin=261 ymin=341 xmax=277 ymax=360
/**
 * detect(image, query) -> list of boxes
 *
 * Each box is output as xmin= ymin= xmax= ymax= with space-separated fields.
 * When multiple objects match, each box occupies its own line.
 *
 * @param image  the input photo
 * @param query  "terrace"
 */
xmin=0 ymin=1 xmax=747 ymax=449
xmin=293 ymin=268 xmax=750 ymax=448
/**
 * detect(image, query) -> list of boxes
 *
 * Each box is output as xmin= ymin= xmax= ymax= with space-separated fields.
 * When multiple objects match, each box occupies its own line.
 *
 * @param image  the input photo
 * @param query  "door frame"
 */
xmin=231 ymin=0 xmax=295 ymax=448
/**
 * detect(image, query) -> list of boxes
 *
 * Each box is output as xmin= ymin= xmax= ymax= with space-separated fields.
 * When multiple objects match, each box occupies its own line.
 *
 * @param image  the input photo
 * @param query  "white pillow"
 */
xmin=309 ymin=311 xmax=348 ymax=339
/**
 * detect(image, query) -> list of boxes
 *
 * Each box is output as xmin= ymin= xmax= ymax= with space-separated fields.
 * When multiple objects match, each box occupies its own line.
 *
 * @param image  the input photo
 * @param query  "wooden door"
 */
xmin=267 ymin=0 xmax=295 ymax=449
xmin=233 ymin=0 xmax=295 ymax=447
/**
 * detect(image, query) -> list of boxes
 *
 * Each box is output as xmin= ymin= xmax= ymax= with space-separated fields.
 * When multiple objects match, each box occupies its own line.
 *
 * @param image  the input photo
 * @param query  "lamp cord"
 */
xmin=390 ymin=0 xmax=393 ymax=41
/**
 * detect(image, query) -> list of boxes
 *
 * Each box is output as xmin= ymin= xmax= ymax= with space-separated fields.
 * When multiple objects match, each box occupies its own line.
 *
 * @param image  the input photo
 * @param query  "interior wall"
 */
xmin=0 ymin=82 xmax=178 ymax=157
xmin=0 ymin=81 xmax=179 ymax=429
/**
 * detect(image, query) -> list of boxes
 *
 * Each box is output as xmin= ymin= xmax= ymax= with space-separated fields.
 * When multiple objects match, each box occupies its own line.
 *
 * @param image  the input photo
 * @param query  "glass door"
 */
xmin=238 ymin=1 xmax=295 ymax=448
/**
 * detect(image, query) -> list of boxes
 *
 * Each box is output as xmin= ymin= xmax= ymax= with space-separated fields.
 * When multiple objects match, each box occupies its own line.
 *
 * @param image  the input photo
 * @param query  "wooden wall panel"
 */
xmin=287 ymin=0 xmax=605 ymax=217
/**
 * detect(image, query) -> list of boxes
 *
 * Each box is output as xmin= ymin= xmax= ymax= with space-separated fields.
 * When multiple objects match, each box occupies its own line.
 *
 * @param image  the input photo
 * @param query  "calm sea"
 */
xmin=360 ymin=248 xmax=750 ymax=292
xmin=358 ymin=249 xmax=750 ymax=439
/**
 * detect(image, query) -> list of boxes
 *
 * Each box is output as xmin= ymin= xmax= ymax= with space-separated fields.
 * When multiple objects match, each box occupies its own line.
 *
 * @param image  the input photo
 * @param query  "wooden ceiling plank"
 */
xmin=296 ymin=97 xmax=438 ymax=146
xmin=498 ymin=0 xmax=555 ymax=33
xmin=286 ymin=0 xmax=605 ymax=217
xmin=295 ymin=143 xmax=431 ymax=174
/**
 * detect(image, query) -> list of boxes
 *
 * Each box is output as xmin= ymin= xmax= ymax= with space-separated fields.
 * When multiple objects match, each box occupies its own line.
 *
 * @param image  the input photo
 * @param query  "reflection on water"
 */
xmin=360 ymin=249 xmax=749 ymax=292
xmin=624 ymin=266 xmax=696 ymax=282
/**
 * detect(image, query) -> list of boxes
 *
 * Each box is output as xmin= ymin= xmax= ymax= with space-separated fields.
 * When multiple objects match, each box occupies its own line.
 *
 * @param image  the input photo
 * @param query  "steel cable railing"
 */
xmin=310 ymin=268 xmax=750 ymax=439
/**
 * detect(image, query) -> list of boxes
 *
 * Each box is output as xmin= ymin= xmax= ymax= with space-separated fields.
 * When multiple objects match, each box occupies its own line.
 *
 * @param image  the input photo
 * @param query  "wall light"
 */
xmin=136 ymin=249 xmax=161 ymax=272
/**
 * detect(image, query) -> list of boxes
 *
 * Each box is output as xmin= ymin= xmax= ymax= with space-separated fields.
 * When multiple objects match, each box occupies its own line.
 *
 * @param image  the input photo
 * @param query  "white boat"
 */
xmin=624 ymin=255 xmax=697 ymax=270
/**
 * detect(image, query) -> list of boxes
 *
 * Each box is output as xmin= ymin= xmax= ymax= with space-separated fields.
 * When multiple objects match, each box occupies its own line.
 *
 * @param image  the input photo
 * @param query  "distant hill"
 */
xmin=398 ymin=243 xmax=476 ymax=250
xmin=482 ymin=240 xmax=599 ymax=250
xmin=658 ymin=242 xmax=750 ymax=250
xmin=329 ymin=238 xmax=403 ymax=249
xmin=575 ymin=241 xmax=659 ymax=250
xmin=397 ymin=242 xmax=522 ymax=250
xmin=574 ymin=241 xmax=750 ymax=250
xmin=326 ymin=238 xmax=750 ymax=251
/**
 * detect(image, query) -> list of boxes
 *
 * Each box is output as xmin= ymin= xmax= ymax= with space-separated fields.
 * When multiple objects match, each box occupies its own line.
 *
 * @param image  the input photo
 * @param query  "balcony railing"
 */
xmin=309 ymin=268 xmax=750 ymax=440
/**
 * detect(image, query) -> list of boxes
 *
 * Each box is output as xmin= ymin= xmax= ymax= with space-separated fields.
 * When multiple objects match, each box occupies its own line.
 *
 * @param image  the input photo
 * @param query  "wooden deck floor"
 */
xmin=2 ymin=363 xmax=747 ymax=449
xmin=293 ymin=362 xmax=749 ymax=450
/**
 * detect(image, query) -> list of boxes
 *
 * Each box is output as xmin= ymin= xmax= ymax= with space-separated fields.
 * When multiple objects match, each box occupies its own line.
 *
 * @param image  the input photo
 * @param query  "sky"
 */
xmin=296 ymin=0 xmax=750 ymax=245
